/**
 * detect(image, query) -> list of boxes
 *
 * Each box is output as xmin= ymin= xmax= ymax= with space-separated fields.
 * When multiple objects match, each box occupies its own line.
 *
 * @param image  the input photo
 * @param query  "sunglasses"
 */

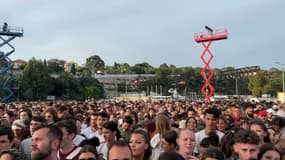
xmin=79 ymin=158 xmax=96 ymax=160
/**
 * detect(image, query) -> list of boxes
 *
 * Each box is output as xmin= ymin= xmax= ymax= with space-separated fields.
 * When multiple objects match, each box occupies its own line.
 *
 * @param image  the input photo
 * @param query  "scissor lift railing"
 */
xmin=0 ymin=23 xmax=23 ymax=102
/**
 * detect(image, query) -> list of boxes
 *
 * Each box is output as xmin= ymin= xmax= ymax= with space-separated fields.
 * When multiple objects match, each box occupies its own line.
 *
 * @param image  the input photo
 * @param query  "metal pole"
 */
xmin=125 ymin=81 xmax=127 ymax=94
xmin=282 ymin=68 xmax=285 ymax=103
xmin=235 ymin=76 xmax=238 ymax=96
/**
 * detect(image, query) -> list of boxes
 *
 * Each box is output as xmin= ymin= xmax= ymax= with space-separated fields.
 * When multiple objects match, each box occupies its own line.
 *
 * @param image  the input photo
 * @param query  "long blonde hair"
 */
xmin=155 ymin=114 xmax=171 ymax=136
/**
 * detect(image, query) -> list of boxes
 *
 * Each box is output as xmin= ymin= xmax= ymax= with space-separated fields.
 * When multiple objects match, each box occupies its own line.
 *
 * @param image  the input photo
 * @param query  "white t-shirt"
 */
xmin=81 ymin=127 xmax=97 ymax=139
xmin=150 ymin=133 xmax=163 ymax=160
xmin=194 ymin=129 xmax=224 ymax=154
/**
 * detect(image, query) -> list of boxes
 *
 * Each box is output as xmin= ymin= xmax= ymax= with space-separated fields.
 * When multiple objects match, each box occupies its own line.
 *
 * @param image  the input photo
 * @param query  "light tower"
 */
xmin=194 ymin=26 xmax=227 ymax=102
xmin=0 ymin=23 xmax=23 ymax=102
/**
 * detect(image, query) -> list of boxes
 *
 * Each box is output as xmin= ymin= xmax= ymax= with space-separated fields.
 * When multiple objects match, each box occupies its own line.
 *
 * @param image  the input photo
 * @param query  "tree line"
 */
xmin=9 ymin=55 xmax=285 ymax=101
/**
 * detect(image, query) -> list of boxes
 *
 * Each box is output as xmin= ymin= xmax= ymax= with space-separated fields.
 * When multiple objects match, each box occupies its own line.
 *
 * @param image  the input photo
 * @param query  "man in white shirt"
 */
xmin=194 ymin=107 xmax=224 ymax=155
xmin=54 ymin=119 xmax=81 ymax=160
xmin=81 ymin=112 xmax=109 ymax=141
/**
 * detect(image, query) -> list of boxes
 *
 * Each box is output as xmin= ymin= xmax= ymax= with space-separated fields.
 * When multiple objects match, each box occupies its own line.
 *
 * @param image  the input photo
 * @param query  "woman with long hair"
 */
xmin=186 ymin=117 xmax=198 ymax=132
xmin=129 ymin=129 xmax=152 ymax=160
xmin=150 ymin=114 xmax=171 ymax=160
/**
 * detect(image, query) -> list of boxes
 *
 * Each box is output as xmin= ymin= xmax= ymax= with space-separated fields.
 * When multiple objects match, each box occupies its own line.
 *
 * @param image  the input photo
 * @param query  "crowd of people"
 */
xmin=0 ymin=99 xmax=285 ymax=160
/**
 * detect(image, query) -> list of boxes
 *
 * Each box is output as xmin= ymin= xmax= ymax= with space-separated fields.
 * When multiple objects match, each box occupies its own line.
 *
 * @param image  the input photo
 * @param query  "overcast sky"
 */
xmin=1 ymin=0 xmax=284 ymax=69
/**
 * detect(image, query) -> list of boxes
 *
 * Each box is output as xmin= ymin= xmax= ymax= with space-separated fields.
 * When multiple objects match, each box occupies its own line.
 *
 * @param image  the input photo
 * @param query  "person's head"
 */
xmin=79 ymin=136 xmax=100 ymax=148
xmin=267 ymin=128 xmax=276 ymax=144
xmin=199 ymin=132 xmax=220 ymax=155
xmin=3 ymin=111 xmax=15 ymax=124
xmin=56 ymin=105 xmax=69 ymax=119
xmin=217 ymin=117 xmax=226 ymax=132
xmin=176 ymin=129 xmax=196 ymax=158
xmin=186 ymin=117 xmax=197 ymax=131
xmin=232 ymin=106 xmax=241 ymax=116
xmin=11 ymin=119 xmax=27 ymax=139
xmin=97 ymin=112 xmax=110 ymax=129
xmin=0 ymin=149 xmax=26 ymax=160
xmin=187 ymin=109 xmax=196 ymax=118
xmin=258 ymin=143 xmax=281 ymax=160
xmin=0 ymin=106 xmax=3 ymax=117
xmin=233 ymin=129 xmax=260 ymax=160
xmin=29 ymin=116 xmax=47 ymax=135
xmin=129 ymin=129 xmax=151 ymax=160
xmin=257 ymin=110 xmax=268 ymax=122
xmin=19 ymin=109 xmax=32 ymax=121
xmin=78 ymin=145 xmax=99 ymax=160
xmin=108 ymin=140 xmax=132 ymax=160
xmin=31 ymin=125 xmax=63 ymax=160
xmin=200 ymin=147 xmax=224 ymax=160
xmin=122 ymin=116 xmax=133 ymax=132
xmin=44 ymin=108 xmax=58 ymax=124
xmin=54 ymin=119 xmax=77 ymax=147
xmin=245 ymin=105 xmax=254 ymax=118
xmin=204 ymin=108 xmax=221 ymax=131
xmin=158 ymin=151 xmax=185 ymax=160
xmin=102 ymin=121 xmax=119 ymax=144
xmin=249 ymin=119 xmax=270 ymax=144
xmin=240 ymin=117 xmax=250 ymax=130
xmin=143 ymin=114 xmax=151 ymax=123
xmin=90 ymin=113 xmax=97 ymax=128
xmin=271 ymin=117 xmax=285 ymax=134
xmin=221 ymin=126 xmax=242 ymax=159
xmin=155 ymin=114 xmax=171 ymax=136
xmin=161 ymin=130 xmax=178 ymax=152
xmin=0 ymin=125 xmax=14 ymax=152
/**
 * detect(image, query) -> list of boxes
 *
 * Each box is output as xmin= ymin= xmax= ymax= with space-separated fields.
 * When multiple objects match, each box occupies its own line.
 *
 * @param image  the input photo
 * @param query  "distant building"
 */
xmin=93 ymin=74 xmax=156 ymax=98
xmin=64 ymin=61 xmax=80 ymax=73
xmin=47 ymin=59 xmax=66 ymax=72
xmin=12 ymin=59 xmax=27 ymax=76
xmin=13 ymin=59 xmax=27 ymax=69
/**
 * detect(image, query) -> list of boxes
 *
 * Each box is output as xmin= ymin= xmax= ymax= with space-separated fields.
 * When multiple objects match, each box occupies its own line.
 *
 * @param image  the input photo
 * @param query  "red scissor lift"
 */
xmin=194 ymin=27 xmax=228 ymax=102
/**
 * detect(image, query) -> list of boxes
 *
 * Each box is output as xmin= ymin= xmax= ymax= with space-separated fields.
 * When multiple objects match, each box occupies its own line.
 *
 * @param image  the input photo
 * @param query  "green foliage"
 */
xmin=85 ymin=86 xmax=102 ymax=99
xmin=13 ymin=55 xmax=285 ymax=101
xmin=107 ymin=62 xmax=132 ymax=74
xmin=80 ymin=76 xmax=104 ymax=99
xmin=131 ymin=62 xmax=155 ymax=74
xmin=248 ymin=70 xmax=272 ymax=97
xmin=86 ymin=55 xmax=105 ymax=73
xmin=21 ymin=58 xmax=53 ymax=100
xmin=16 ymin=57 xmax=105 ymax=101
xmin=79 ymin=67 xmax=92 ymax=77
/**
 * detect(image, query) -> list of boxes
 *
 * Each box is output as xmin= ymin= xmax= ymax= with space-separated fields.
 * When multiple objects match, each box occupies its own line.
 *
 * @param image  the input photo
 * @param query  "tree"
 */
xmin=265 ymin=67 xmax=283 ymax=96
xmin=248 ymin=70 xmax=272 ymax=97
xmin=47 ymin=59 xmax=65 ymax=73
xmin=80 ymin=76 xmax=104 ymax=99
xmin=86 ymin=55 xmax=105 ymax=73
xmin=154 ymin=63 xmax=172 ymax=95
xmin=107 ymin=62 xmax=132 ymax=74
xmin=131 ymin=62 xmax=154 ymax=74
xmin=21 ymin=58 xmax=53 ymax=100
xmin=85 ymin=86 xmax=102 ymax=99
